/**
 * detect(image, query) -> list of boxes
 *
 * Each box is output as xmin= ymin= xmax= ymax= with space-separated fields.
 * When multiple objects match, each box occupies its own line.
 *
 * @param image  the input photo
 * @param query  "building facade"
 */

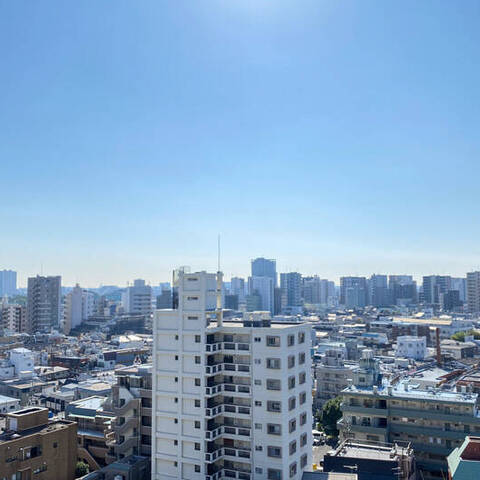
xmin=152 ymin=270 xmax=313 ymax=480
xmin=27 ymin=275 xmax=62 ymax=333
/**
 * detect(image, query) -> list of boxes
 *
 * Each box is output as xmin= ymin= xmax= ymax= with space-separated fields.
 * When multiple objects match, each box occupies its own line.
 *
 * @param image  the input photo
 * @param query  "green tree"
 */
xmin=451 ymin=330 xmax=480 ymax=342
xmin=321 ymin=396 xmax=343 ymax=437
xmin=75 ymin=461 xmax=89 ymax=478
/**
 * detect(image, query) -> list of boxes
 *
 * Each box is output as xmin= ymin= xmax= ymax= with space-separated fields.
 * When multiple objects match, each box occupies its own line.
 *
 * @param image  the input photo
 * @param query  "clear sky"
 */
xmin=1 ymin=1 xmax=480 ymax=287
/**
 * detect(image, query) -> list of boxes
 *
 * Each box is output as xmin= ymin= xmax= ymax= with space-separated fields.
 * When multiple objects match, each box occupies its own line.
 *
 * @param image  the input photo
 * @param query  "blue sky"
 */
xmin=1 ymin=0 xmax=480 ymax=287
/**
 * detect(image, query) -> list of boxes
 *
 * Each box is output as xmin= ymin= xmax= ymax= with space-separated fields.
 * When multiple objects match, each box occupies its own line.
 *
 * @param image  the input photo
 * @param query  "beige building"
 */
xmin=0 ymin=406 xmax=77 ymax=480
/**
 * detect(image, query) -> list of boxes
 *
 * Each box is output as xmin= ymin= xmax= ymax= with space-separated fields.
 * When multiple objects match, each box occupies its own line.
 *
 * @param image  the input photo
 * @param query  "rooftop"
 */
xmin=0 ymin=419 xmax=75 ymax=444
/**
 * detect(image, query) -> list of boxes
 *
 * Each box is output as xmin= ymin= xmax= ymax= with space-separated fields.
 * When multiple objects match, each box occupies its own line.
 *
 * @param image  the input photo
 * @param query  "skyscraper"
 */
xmin=280 ymin=272 xmax=303 ymax=309
xmin=251 ymin=257 xmax=277 ymax=287
xmin=0 ymin=270 xmax=17 ymax=297
xmin=63 ymin=284 xmax=83 ymax=334
xmin=27 ymin=275 xmax=62 ymax=333
xmin=467 ymin=271 xmax=480 ymax=314
xmin=340 ymin=277 xmax=368 ymax=308
xmin=122 ymin=279 xmax=153 ymax=315
xmin=152 ymin=270 xmax=313 ymax=480
xmin=388 ymin=275 xmax=417 ymax=305
xmin=422 ymin=275 xmax=451 ymax=305
xmin=230 ymin=277 xmax=246 ymax=303
xmin=368 ymin=274 xmax=389 ymax=307
xmin=248 ymin=275 xmax=274 ymax=313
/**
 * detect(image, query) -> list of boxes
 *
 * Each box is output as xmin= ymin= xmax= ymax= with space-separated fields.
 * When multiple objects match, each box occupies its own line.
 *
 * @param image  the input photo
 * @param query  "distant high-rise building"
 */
xmin=340 ymin=277 xmax=368 ymax=308
xmin=224 ymin=294 xmax=239 ymax=310
xmin=251 ymin=257 xmax=277 ymax=287
xmin=63 ymin=284 xmax=83 ymax=334
xmin=467 ymin=272 xmax=480 ymax=314
xmin=27 ymin=275 xmax=62 ymax=333
xmin=280 ymin=272 xmax=303 ymax=309
xmin=369 ymin=274 xmax=389 ymax=307
xmin=422 ymin=275 xmax=452 ymax=305
xmin=451 ymin=277 xmax=467 ymax=302
xmin=156 ymin=287 xmax=172 ymax=309
xmin=122 ymin=279 xmax=152 ymax=315
xmin=1 ymin=302 xmax=26 ymax=333
xmin=248 ymin=275 xmax=274 ymax=313
xmin=302 ymin=276 xmax=322 ymax=304
xmin=0 ymin=270 xmax=17 ymax=297
xmin=389 ymin=275 xmax=417 ymax=305
xmin=230 ymin=277 xmax=246 ymax=303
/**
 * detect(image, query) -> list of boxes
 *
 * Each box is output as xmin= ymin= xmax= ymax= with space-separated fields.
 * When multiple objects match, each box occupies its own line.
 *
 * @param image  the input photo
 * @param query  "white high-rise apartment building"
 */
xmin=467 ymin=271 xmax=480 ymax=314
xmin=122 ymin=279 xmax=153 ymax=315
xmin=152 ymin=270 xmax=312 ymax=480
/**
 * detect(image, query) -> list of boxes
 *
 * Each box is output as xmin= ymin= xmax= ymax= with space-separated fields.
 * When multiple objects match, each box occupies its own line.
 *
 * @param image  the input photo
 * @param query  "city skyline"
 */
xmin=2 ymin=1 xmax=480 ymax=287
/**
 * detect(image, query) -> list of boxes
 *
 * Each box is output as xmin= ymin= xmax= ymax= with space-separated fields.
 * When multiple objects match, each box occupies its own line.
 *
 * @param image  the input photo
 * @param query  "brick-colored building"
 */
xmin=0 ymin=406 xmax=77 ymax=480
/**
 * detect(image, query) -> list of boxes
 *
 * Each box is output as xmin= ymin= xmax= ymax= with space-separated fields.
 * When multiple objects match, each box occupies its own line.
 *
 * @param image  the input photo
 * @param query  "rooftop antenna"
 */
xmin=216 ymin=234 xmax=223 ymax=327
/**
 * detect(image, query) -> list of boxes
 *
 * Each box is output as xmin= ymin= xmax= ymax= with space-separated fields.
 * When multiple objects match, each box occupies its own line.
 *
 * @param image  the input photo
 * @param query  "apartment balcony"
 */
xmin=223 ymin=383 xmax=251 ymax=396
xmin=338 ymin=418 xmax=387 ymax=437
xmin=224 ymin=469 xmax=251 ymax=480
xmin=206 ymin=363 xmax=251 ymax=376
xmin=206 ymin=384 xmax=224 ymax=396
xmin=389 ymin=422 xmax=470 ymax=440
xmin=206 ymin=424 xmax=224 ymax=440
xmin=223 ymin=446 xmax=251 ymax=461
xmin=205 ymin=405 xmax=224 ymax=418
xmin=205 ymin=447 xmax=224 ymax=462
xmin=206 ymin=342 xmax=223 ymax=353
xmin=111 ymin=398 xmax=141 ymax=416
xmin=222 ymin=425 xmax=251 ymax=438
xmin=139 ymin=388 xmax=152 ymax=398
xmin=223 ymin=342 xmax=250 ymax=353
xmin=342 ymin=402 xmax=388 ymax=417
xmin=389 ymin=407 xmax=480 ymax=424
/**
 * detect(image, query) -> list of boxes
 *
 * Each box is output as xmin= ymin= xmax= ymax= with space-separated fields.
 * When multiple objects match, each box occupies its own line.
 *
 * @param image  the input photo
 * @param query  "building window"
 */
xmin=187 ymin=296 xmax=199 ymax=301
xmin=175 ymin=335 xmax=179 ymax=340
xmin=299 ymin=371 xmax=306 ymax=384
xmin=175 ymin=377 xmax=178 ymax=382
xmin=267 ymin=423 xmax=282 ymax=435
xmin=289 ymin=418 xmax=296 ymax=433
xmin=187 ymin=316 xmax=198 ymax=320
xmin=195 ymin=399 xmax=200 ymax=407
xmin=267 ymin=401 xmax=282 ymax=412
xmin=256 ymin=445 xmax=263 ymax=451
xmin=299 ymin=352 xmax=306 ymax=364
xmin=195 ymin=356 xmax=201 ymax=364
xmin=266 ymin=336 xmax=281 ymax=347
xmin=287 ymin=334 xmax=295 ymax=347
xmin=174 ymin=418 xmax=178 ymax=424
xmin=195 ymin=335 xmax=201 ymax=343
xmin=300 ymin=412 xmax=307 ymax=425
xmin=175 ymin=355 xmax=179 ymax=360
xmin=268 ymin=469 xmax=282 ymax=480
xmin=195 ymin=465 xmax=201 ymax=473
xmin=174 ymin=440 xmax=178 ymax=445
xmin=266 ymin=358 xmax=281 ymax=369
xmin=300 ymin=433 xmax=307 ymax=447
xmin=174 ymin=397 xmax=178 ymax=403
xmin=255 ymin=359 xmax=261 ymax=364
xmin=288 ymin=355 xmax=295 ymax=368
xmin=255 ymin=337 xmax=261 ymax=342
xmin=299 ymin=391 xmax=306 ymax=405
xmin=288 ymin=376 xmax=295 ymax=389
xmin=195 ymin=378 xmax=200 ymax=386
xmin=289 ymin=462 xmax=297 ymax=478
xmin=288 ymin=397 xmax=296 ymax=411
xmin=289 ymin=440 xmax=297 ymax=455
xmin=255 ymin=423 xmax=262 ymax=430
xmin=195 ymin=421 xmax=200 ymax=428
xmin=298 ymin=332 xmax=305 ymax=344
xmin=195 ymin=443 xmax=200 ymax=450
xmin=255 ymin=401 xmax=262 ymax=407
xmin=267 ymin=446 xmax=282 ymax=458
xmin=301 ymin=454 xmax=308 ymax=468
xmin=267 ymin=379 xmax=281 ymax=391
xmin=256 ymin=468 xmax=263 ymax=474
xmin=255 ymin=379 xmax=262 ymax=385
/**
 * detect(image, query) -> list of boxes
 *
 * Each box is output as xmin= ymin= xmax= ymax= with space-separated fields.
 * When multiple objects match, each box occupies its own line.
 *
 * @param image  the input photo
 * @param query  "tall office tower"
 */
xmin=422 ymin=275 xmax=452 ymax=306
xmin=27 ymin=275 xmax=62 ymax=333
xmin=152 ymin=270 xmax=313 ymax=480
xmin=1 ymin=303 xmax=26 ymax=332
xmin=368 ymin=274 xmax=389 ymax=307
xmin=302 ymin=276 xmax=321 ymax=304
xmin=280 ymin=272 xmax=303 ymax=309
xmin=388 ymin=275 xmax=417 ymax=305
xmin=230 ymin=277 xmax=246 ymax=303
xmin=157 ymin=287 xmax=173 ymax=309
xmin=0 ymin=269 xmax=17 ymax=296
xmin=451 ymin=277 xmax=467 ymax=303
xmin=248 ymin=276 xmax=274 ymax=314
xmin=467 ymin=271 xmax=480 ymax=314
xmin=122 ymin=279 xmax=153 ymax=315
xmin=82 ymin=289 xmax=98 ymax=320
xmin=340 ymin=277 xmax=368 ymax=308
xmin=251 ymin=257 xmax=277 ymax=287
xmin=64 ymin=284 xmax=83 ymax=334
